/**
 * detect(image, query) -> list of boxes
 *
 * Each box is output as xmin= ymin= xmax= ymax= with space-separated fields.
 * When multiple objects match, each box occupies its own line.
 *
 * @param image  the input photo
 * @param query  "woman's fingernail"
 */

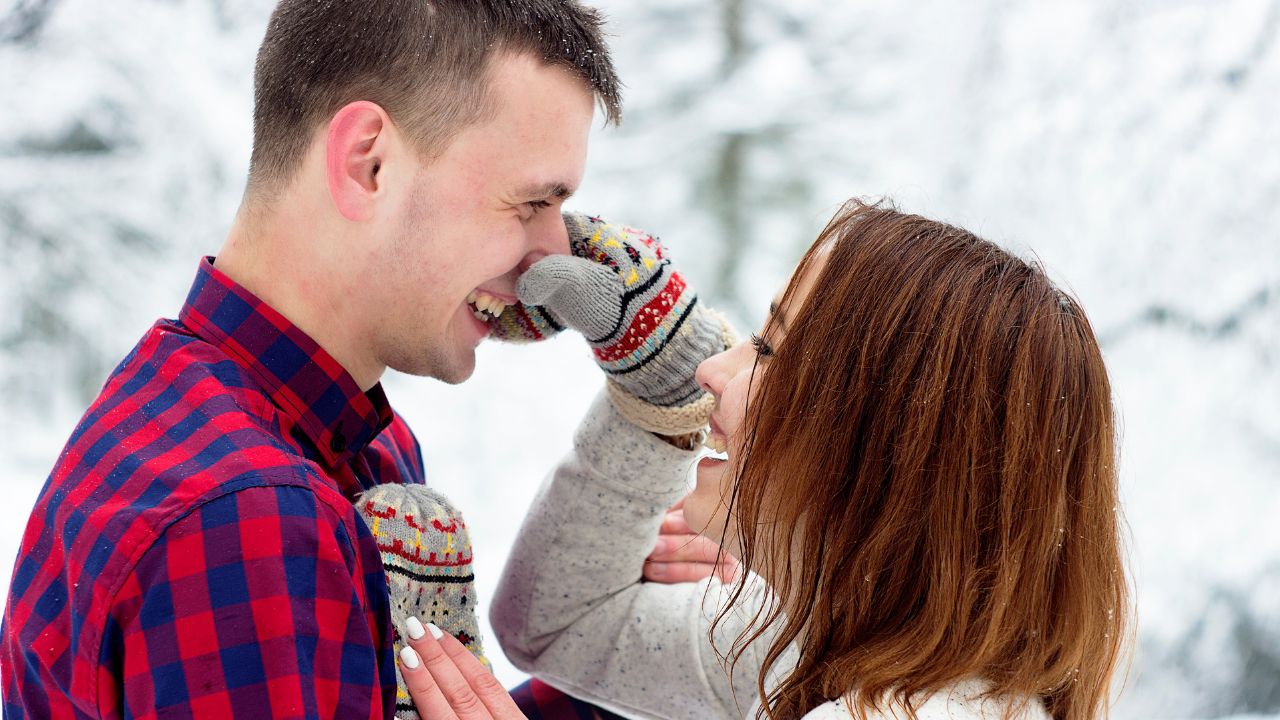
xmin=651 ymin=538 xmax=669 ymax=555
xmin=400 ymin=645 xmax=421 ymax=669
xmin=405 ymin=616 xmax=426 ymax=641
xmin=427 ymin=622 xmax=444 ymax=640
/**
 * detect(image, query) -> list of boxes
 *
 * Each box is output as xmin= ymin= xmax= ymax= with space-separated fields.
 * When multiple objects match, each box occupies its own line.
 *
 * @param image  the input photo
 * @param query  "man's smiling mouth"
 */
xmin=467 ymin=290 xmax=510 ymax=322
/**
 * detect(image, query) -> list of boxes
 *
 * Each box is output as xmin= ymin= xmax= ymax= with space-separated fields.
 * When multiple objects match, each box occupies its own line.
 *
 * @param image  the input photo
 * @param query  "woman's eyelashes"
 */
xmin=749 ymin=332 xmax=774 ymax=357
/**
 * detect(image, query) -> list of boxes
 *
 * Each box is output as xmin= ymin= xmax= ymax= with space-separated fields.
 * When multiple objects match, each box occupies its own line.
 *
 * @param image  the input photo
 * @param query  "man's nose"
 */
xmin=517 ymin=212 xmax=571 ymax=274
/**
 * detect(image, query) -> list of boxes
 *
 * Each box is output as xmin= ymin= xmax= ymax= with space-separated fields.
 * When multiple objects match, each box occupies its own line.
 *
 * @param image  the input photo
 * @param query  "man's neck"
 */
xmin=216 ymin=203 xmax=385 ymax=392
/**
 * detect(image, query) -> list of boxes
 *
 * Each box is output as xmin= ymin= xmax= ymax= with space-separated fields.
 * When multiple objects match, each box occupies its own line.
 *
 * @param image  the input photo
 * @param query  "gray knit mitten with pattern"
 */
xmin=517 ymin=213 xmax=735 ymax=436
xmin=354 ymin=483 xmax=488 ymax=720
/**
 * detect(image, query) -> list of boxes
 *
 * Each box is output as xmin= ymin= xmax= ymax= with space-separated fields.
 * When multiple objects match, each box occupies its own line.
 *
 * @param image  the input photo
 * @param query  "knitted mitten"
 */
xmin=485 ymin=291 xmax=567 ymax=344
xmin=514 ymin=212 xmax=735 ymax=436
xmin=354 ymin=483 xmax=488 ymax=720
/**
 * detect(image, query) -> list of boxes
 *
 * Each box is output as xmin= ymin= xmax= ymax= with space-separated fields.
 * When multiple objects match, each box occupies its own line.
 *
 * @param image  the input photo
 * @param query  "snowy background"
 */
xmin=2 ymin=0 xmax=1278 ymax=717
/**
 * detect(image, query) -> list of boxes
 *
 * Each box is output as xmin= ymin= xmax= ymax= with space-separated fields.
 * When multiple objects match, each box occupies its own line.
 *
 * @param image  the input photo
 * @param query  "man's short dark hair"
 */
xmin=247 ymin=0 xmax=622 ymax=196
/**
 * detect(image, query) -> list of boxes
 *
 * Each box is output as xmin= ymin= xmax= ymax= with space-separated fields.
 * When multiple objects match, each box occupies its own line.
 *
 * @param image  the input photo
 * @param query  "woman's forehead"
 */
xmin=773 ymin=249 xmax=831 ymax=327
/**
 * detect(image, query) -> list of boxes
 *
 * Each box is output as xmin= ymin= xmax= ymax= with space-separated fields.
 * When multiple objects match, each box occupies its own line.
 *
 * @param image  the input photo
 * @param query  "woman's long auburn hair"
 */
xmin=717 ymin=199 xmax=1130 ymax=720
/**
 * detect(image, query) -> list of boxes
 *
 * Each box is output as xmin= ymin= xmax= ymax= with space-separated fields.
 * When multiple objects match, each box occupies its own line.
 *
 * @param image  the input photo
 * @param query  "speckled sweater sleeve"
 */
xmin=489 ymin=389 xmax=781 ymax=720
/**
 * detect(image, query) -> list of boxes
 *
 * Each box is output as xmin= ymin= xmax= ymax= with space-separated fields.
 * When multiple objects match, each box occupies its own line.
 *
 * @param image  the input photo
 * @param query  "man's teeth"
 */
xmin=467 ymin=291 xmax=509 ymax=318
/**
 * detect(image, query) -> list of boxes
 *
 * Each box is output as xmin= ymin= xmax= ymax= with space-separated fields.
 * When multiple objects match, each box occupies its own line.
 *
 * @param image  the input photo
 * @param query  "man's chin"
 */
xmin=387 ymin=350 xmax=476 ymax=385
xmin=433 ymin=363 xmax=475 ymax=385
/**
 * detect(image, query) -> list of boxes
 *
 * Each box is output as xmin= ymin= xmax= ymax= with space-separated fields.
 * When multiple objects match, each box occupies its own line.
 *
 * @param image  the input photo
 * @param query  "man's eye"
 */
xmin=749 ymin=333 xmax=774 ymax=357
xmin=516 ymin=200 xmax=552 ymax=221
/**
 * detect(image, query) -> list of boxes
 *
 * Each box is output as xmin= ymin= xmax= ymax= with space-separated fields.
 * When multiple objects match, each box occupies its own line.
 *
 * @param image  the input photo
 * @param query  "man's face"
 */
xmin=368 ymin=53 xmax=594 ymax=383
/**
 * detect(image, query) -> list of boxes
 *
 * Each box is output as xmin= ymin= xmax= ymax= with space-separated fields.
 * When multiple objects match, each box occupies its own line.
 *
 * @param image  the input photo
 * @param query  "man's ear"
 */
xmin=325 ymin=101 xmax=392 ymax=222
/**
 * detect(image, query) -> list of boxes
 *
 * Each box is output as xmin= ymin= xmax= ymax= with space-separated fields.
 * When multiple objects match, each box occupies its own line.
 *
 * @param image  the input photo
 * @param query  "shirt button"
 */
xmin=330 ymin=432 xmax=347 ymax=454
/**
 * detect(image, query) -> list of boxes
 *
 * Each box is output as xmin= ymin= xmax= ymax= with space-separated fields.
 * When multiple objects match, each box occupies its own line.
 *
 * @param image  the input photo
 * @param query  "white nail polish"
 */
xmin=405 ymin=616 xmax=426 ymax=641
xmin=427 ymin=622 xmax=444 ymax=640
xmin=399 ymin=646 xmax=421 ymax=669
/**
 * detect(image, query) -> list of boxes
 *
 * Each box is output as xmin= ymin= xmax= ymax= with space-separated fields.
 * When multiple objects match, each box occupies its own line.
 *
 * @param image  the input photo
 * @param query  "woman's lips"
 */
xmin=708 ymin=415 xmax=727 ymax=439
xmin=704 ymin=415 xmax=730 ymax=453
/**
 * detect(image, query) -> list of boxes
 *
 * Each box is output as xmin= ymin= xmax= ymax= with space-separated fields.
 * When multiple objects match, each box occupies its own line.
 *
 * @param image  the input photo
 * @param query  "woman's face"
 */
xmin=683 ymin=254 xmax=825 ymax=565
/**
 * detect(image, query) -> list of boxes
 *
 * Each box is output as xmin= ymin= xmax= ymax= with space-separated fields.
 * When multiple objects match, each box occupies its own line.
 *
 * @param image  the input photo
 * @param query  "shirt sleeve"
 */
xmin=489 ymin=390 xmax=794 ymax=720
xmin=102 ymin=483 xmax=395 ymax=719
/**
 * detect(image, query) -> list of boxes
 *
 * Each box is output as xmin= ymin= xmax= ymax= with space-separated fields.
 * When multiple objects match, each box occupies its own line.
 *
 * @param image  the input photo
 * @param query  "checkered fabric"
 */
xmin=509 ymin=678 xmax=627 ymax=720
xmin=1 ymin=257 xmax=425 ymax=719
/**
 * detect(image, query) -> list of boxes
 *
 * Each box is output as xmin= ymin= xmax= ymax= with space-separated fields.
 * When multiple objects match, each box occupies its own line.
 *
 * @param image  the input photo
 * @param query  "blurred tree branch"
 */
xmin=709 ymin=0 xmax=749 ymax=311
xmin=1223 ymin=0 xmax=1280 ymax=86
xmin=1099 ymin=284 xmax=1278 ymax=346
xmin=0 ymin=0 xmax=60 ymax=43
xmin=1173 ymin=569 xmax=1280 ymax=715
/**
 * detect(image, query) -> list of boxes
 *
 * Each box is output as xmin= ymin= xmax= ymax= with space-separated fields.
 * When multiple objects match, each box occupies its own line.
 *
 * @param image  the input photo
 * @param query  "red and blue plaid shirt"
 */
xmin=2 ymin=258 xmax=425 ymax=719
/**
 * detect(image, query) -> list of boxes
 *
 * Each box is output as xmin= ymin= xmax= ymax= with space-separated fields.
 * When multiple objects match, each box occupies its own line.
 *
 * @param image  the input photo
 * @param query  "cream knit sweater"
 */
xmin=490 ymin=390 xmax=1051 ymax=720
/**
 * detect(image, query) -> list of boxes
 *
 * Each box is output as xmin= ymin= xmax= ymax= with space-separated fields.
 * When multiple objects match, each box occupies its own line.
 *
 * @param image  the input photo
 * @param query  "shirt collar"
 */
xmin=178 ymin=257 xmax=393 ymax=476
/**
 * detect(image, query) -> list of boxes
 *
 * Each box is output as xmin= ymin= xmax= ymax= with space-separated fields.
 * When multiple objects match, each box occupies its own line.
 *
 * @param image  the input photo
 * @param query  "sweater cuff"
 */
xmin=574 ymin=388 xmax=699 ymax=498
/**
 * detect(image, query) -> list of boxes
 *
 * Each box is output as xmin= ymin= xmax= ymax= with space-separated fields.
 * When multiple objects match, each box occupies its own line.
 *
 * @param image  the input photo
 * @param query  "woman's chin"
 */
xmin=685 ymin=471 xmax=730 ymax=545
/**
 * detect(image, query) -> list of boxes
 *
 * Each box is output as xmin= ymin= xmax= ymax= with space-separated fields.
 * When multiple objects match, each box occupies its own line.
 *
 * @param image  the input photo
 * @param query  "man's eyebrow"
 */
xmin=518 ymin=182 xmax=576 ymax=202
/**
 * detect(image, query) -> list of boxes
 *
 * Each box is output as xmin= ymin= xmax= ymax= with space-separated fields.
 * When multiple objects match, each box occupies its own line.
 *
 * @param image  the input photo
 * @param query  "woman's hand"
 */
xmin=400 ymin=617 xmax=527 ymax=720
xmin=643 ymin=497 xmax=740 ymax=584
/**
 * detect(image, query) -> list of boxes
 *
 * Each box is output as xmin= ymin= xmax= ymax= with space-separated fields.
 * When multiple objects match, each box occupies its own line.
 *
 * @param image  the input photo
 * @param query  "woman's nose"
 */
xmin=695 ymin=347 xmax=731 ymax=398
